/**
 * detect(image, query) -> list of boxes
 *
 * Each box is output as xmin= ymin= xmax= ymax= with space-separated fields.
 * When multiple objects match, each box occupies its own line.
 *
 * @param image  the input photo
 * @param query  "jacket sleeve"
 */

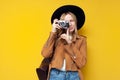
xmin=41 ymin=32 xmax=57 ymax=58
xmin=64 ymin=37 xmax=87 ymax=69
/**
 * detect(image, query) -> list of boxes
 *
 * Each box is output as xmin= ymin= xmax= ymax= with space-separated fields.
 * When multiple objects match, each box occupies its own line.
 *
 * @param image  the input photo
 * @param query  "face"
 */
xmin=64 ymin=14 xmax=77 ymax=33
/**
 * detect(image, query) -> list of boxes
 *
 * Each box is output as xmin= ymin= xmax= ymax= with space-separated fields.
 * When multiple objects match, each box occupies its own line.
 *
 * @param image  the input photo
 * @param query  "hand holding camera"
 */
xmin=52 ymin=19 xmax=69 ymax=32
xmin=52 ymin=19 xmax=72 ymax=43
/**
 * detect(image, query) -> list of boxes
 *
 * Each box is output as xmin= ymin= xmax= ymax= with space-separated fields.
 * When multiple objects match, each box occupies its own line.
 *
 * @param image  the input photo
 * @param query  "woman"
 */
xmin=41 ymin=5 xmax=87 ymax=80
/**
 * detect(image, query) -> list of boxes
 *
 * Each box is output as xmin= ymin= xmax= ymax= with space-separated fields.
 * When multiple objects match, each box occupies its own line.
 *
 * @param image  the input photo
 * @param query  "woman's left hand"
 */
xmin=60 ymin=29 xmax=72 ymax=44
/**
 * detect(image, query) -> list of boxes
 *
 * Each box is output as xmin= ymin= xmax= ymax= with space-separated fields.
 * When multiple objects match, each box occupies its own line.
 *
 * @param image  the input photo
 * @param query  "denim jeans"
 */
xmin=49 ymin=68 xmax=80 ymax=80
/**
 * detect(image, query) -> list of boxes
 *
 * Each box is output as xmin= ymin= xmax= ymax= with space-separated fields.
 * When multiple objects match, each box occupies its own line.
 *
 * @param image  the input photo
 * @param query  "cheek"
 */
xmin=72 ymin=22 xmax=76 ymax=26
xmin=69 ymin=26 xmax=75 ymax=32
xmin=69 ymin=22 xmax=76 ymax=29
xmin=72 ymin=23 xmax=77 ymax=28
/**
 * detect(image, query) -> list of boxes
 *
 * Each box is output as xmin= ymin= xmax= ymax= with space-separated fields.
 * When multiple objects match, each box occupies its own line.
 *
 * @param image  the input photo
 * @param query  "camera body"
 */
xmin=58 ymin=20 xmax=69 ymax=29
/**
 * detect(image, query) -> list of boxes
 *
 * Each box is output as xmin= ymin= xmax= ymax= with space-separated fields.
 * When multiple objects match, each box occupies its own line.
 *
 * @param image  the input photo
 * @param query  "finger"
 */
xmin=61 ymin=34 xmax=65 ymax=38
xmin=57 ymin=25 xmax=62 ymax=29
xmin=54 ymin=19 xmax=59 ymax=24
xmin=56 ymin=26 xmax=60 ymax=29
xmin=61 ymin=34 xmax=67 ymax=40
xmin=61 ymin=35 xmax=66 ymax=40
xmin=66 ymin=28 xmax=69 ymax=39
xmin=55 ymin=25 xmax=61 ymax=29
xmin=54 ymin=19 xmax=58 ymax=22
xmin=67 ymin=28 xmax=69 ymax=36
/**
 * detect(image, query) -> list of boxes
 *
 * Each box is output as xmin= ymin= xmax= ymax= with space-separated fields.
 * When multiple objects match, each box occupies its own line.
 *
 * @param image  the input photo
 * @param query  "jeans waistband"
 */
xmin=51 ymin=68 xmax=78 ymax=73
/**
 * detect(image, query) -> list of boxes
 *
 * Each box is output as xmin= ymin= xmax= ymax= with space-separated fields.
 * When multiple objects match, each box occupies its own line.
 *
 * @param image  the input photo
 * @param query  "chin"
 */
xmin=70 ymin=29 xmax=75 ymax=33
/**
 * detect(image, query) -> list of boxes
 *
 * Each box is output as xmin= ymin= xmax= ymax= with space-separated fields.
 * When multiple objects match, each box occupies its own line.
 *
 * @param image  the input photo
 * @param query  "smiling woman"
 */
xmin=1 ymin=0 xmax=120 ymax=80
xmin=38 ymin=5 xmax=87 ymax=80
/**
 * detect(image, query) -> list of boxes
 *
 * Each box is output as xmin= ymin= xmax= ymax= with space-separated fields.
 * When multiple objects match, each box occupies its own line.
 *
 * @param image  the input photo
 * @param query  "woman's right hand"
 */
xmin=52 ymin=19 xmax=61 ymax=32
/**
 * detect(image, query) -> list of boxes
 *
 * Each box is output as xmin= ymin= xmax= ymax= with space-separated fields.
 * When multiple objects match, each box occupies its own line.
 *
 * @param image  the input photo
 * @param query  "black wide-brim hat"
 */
xmin=51 ymin=5 xmax=85 ymax=30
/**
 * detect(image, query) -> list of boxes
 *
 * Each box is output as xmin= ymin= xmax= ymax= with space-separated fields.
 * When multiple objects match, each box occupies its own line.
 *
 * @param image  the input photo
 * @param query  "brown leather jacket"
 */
xmin=41 ymin=32 xmax=87 ymax=80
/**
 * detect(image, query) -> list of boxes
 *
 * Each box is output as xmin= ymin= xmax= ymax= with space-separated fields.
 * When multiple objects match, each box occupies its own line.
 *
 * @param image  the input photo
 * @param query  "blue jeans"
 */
xmin=49 ymin=68 xmax=80 ymax=80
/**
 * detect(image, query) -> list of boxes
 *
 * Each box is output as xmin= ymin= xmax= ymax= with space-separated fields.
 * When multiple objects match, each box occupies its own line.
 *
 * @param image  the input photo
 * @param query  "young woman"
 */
xmin=41 ymin=5 xmax=87 ymax=80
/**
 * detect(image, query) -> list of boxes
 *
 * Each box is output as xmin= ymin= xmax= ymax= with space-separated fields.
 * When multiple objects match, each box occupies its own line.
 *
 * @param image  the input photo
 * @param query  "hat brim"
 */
xmin=51 ymin=5 xmax=85 ymax=30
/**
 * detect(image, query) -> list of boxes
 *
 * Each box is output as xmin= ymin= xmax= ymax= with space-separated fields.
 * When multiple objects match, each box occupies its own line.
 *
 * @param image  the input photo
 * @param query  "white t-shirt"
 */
xmin=60 ymin=59 xmax=66 ymax=71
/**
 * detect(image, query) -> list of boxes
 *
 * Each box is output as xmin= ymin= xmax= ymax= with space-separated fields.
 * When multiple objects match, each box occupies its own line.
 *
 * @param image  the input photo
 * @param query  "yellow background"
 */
xmin=0 ymin=0 xmax=120 ymax=80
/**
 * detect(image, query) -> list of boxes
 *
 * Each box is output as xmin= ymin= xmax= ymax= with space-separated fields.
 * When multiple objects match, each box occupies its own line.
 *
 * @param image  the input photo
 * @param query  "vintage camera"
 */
xmin=58 ymin=20 xmax=69 ymax=29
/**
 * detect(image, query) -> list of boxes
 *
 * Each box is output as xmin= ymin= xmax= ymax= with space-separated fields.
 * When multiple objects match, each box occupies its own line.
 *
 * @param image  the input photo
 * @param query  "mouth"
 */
xmin=69 ymin=26 xmax=74 ymax=31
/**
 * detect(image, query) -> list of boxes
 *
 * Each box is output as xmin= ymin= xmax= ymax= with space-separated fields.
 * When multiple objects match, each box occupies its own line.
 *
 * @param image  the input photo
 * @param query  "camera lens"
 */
xmin=58 ymin=20 xmax=69 ymax=29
